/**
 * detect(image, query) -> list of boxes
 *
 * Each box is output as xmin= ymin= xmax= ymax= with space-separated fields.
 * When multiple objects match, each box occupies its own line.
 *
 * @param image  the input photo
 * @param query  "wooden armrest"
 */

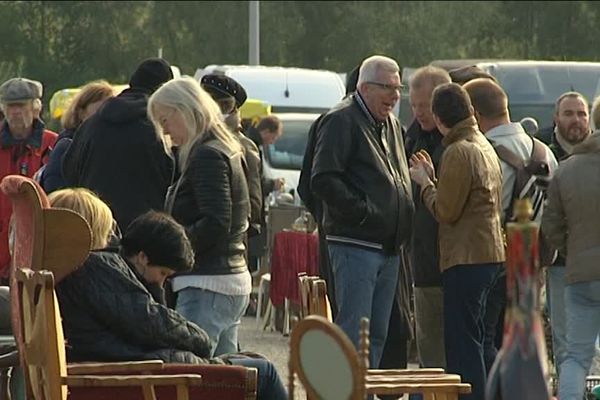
xmin=367 ymin=374 xmax=461 ymax=384
xmin=367 ymin=382 xmax=472 ymax=395
xmin=368 ymin=368 xmax=445 ymax=375
xmin=63 ymin=374 xmax=203 ymax=387
xmin=68 ymin=360 xmax=164 ymax=375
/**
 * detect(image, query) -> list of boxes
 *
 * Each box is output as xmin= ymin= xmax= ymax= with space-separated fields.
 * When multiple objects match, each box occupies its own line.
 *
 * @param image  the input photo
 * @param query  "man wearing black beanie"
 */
xmin=63 ymin=58 xmax=175 ymax=232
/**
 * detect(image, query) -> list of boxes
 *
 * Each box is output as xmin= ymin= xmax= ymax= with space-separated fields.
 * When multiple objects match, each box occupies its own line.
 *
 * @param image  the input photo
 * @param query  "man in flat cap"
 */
xmin=201 ymin=74 xmax=263 ymax=240
xmin=63 ymin=58 xmax=174 ymax=232
xmin=0 ymin=77 xmax=57 ymax=278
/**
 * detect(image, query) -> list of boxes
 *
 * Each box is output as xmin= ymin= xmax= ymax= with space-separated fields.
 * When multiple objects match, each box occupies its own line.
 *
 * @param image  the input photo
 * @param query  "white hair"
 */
xmin=148 ymin=76 xmax=240 ymax=171
xmin=357 ymin=55 xmax=400 ymax=86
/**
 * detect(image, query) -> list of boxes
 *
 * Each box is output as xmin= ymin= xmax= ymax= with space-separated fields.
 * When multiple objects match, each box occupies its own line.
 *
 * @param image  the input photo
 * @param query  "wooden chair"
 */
xmin=0 ymin=175 xmax=259 ymax=400
xmin=16 ymin=267 xmax=203 ymax=400
xmin=295 ymin=275 xmax=471 ymax=398
xmin=289 ymin=315 xmax=472 ymax=400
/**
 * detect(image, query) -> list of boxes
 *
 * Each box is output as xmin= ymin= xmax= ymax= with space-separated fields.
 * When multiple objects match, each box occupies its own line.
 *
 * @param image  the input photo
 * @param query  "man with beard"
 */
xmin=404 ymin=65 xmax=451 ymax=372
xmin=539 ymin=91 xmax=591 ymax=376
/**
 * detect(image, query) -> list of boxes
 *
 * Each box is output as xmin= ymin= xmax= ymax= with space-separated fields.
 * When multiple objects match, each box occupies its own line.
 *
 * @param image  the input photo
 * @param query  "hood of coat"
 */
xmin=97 ymin=88 xmax=150 ymax=125
xmin=572 ymin=131 xmax=600 ymax=155
xmin=442 ymin=116 xmax=479 ymax=146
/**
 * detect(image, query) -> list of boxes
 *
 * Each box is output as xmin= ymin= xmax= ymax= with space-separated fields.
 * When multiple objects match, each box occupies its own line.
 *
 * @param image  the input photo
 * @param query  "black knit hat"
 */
xmin=129 ymin=58 xmax=173 ymax=93
xmin=201 ymin=74 xmax=247 ymax=108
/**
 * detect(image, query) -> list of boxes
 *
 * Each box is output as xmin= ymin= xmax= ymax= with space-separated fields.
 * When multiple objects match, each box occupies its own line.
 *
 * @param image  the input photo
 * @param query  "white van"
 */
xmin=194 ymin=64 xmax=345 ymax=113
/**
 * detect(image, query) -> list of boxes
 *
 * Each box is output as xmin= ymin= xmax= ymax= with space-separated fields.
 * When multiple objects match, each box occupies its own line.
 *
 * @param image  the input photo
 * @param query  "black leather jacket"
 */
xmin=167 ymin=135 xmax=250 ymax=275
xmin=311 ymin=94 xmax=414 ymax=255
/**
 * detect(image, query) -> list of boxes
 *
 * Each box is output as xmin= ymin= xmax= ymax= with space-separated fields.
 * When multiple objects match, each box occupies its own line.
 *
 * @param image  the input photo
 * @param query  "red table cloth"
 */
xmin=269 ymin=230 xmax=319 ymax=307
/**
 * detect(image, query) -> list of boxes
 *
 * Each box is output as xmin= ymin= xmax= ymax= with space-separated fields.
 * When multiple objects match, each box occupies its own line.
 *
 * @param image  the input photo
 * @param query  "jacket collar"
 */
xmin=1 ymin=119 xmax=45 ymax=148
xmin=572 ymin=131 xmax=600 ymax=155
xmin=353 ymin=92 xmax=385 ymax=128
xmin=486 ymin=122 xmax=526 ymax=139
xmin=442 ymin=116 xmax=479 ymax=146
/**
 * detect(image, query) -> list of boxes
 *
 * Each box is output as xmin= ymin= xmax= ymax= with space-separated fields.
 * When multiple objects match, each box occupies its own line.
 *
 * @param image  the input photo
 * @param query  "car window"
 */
xmin=265 ymin=119 xmax=314 ymax=170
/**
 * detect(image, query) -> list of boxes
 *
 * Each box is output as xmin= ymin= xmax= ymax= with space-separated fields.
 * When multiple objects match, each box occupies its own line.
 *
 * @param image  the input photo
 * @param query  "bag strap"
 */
xmin=493 ymin=143 xmax=525 ymax=170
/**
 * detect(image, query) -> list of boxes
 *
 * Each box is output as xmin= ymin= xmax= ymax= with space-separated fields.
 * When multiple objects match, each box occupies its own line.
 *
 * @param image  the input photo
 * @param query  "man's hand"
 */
xmin=410 ymin=150 xmax=435 ymax=181
xmin=409 ymin=161 xmax=433 ymax=187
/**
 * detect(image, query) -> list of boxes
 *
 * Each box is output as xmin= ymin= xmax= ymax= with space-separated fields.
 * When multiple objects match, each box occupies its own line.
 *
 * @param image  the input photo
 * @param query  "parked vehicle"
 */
xmin=400 ymin=60 xmax=600 ymax=132
xmin=194 ymin=65 xmax=345 ymax=114
xmin=262 ymin=113 xmax=321 ymax=198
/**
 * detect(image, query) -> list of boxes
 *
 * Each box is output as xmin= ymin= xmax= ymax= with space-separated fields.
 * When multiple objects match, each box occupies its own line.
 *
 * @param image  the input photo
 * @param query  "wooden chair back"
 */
xmin=289 ymin=315 xmax=365 ymax=400
xmin=1 ymin=176 xmax=92 ymax=398
xmin=16 ymin=268 xmax=67 ymax=399
xmin=297 ymin=273 xmax=334 ymax=323
xmin=16 ymin=268 xmax=206 ymax=400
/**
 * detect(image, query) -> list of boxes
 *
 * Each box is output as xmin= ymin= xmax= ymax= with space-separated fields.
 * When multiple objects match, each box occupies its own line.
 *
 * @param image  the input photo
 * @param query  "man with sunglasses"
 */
xmin=310 ymin=55 xmax=414 ymax=368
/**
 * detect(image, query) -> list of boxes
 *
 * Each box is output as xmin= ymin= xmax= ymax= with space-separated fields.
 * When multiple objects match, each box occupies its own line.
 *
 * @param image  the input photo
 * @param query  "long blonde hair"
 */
xmin=148 ymin=76 xmax=241 ymax=171
xmin=48 ymin=188 xmax=114 ymax=250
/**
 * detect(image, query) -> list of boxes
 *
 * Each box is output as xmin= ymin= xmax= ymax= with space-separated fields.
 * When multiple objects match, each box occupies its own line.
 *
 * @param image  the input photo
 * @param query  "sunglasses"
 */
xmin=366 ymin=81 xmax=404 ymax=93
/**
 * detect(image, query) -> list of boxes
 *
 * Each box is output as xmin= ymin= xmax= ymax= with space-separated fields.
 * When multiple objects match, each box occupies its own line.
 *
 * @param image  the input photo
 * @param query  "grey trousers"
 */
xmin=414 ymin=286 xmax=446 ymax=368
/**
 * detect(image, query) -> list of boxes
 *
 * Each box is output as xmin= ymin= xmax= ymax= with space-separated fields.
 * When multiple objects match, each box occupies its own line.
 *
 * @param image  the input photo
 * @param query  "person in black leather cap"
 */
xmin=201 ymin=75 xmax=263 ymax=241
xmin=62 ymin=58 xmax=174 ymax=232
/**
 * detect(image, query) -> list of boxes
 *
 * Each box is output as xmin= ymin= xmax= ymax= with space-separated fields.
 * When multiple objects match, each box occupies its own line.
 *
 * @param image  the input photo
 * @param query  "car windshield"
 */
xmin=265 ymin=119 xmax=315 ymax=170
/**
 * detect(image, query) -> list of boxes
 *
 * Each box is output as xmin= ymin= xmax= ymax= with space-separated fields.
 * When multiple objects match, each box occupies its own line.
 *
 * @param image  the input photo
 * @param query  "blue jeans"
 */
xmin=228 ymin=357 xmax=287 ymax=400
xmin=443 ymin=263 xmax=501 ymax=400
xmin=176 ymin=288 xmax=249 ymax=357
xmin=546 ymin=265 xmax=567 ymax=374
xmin=558 ymin=280 xmax=600 ymax=400
xmin=328 ymin=243 xmax=399 ymax=368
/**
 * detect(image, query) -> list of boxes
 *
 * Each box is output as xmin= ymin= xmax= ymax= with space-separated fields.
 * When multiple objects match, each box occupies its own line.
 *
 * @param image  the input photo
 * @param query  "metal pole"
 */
xmin=249 ymin=1 xmax=260 ymax=65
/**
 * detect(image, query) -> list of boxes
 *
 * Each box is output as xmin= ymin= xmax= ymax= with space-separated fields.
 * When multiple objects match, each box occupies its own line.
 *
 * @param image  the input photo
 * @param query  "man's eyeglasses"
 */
xmin=366 ymin=81 xmax=404 ymax=93
xmin=216 ymin=97 xmax=237 ymax=115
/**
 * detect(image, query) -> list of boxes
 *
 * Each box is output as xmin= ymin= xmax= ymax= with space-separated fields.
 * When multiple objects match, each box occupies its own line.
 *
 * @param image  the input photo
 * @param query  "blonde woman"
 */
xmin=148 ymin=77 xmax=252 ymax=358
xmin=42 ymin=81 xmax=114 ymax=193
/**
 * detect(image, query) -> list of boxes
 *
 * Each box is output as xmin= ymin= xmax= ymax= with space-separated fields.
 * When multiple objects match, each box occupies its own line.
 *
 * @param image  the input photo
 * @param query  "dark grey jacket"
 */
xmin=56 ymin=250 xmax=222 ymax=364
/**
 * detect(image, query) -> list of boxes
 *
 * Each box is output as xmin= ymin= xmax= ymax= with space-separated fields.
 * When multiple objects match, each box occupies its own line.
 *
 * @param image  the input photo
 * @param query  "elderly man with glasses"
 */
xmin=310 ymin=55 xmax=414 ymax=368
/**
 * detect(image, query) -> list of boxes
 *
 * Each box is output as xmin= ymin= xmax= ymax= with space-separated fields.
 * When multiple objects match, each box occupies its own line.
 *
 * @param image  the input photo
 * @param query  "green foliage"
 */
xmin=0 ymin=0 xmax=598 ymax=124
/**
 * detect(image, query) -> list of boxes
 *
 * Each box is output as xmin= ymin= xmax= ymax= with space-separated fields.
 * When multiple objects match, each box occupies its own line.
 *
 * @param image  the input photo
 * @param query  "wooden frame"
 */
xmin=1 ymin=175 xmax=259 ymax=400
xmin=17 ymin=268 xmax=203 ymax=400
xmin=289 ymin=315 xmax=366 ymax=400
xmin=292 ymin=275 xmax=473 ymax=399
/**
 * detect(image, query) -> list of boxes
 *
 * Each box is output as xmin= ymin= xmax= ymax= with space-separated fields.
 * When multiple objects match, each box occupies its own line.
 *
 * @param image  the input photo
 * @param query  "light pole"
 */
xmin=249 ymin=1 xmax=260 ymax=65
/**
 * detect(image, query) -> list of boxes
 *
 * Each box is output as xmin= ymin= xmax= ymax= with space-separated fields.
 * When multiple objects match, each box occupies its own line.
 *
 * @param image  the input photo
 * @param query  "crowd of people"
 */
xmin=0 ymin=53 xmax=597 ymax=400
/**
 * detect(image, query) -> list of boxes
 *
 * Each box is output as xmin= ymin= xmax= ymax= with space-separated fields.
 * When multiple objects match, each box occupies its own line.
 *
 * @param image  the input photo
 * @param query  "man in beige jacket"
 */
xmin=410 ymin=82 xmax=505 ymax=400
